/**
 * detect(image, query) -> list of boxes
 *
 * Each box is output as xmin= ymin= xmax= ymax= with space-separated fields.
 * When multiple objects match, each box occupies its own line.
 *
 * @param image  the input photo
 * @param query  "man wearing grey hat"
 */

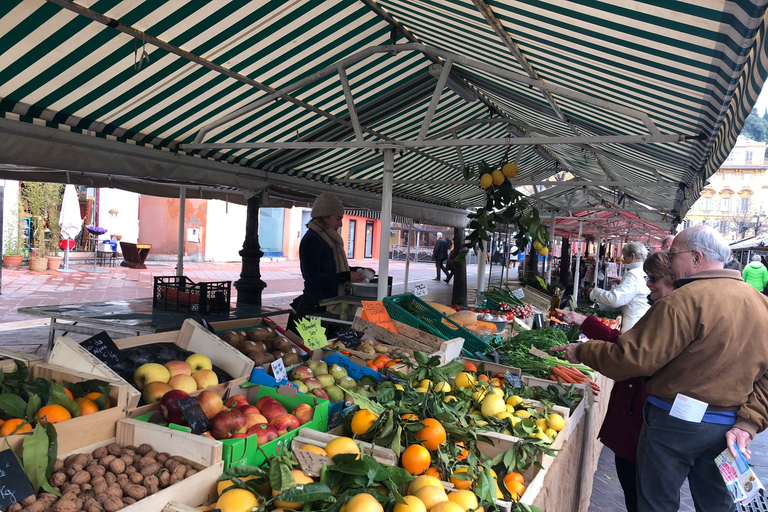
xmin=432 ymin=232 xmax=449 ymax=281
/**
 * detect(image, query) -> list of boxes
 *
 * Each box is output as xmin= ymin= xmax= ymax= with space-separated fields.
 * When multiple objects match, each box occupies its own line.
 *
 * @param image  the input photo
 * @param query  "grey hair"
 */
xmin=675 ymin=225 xmax=730 ymax=263
xmin=752 ymin=255 xmax=761 ymax=261
xmin=622 ymin=242 xmax=648 ymax=261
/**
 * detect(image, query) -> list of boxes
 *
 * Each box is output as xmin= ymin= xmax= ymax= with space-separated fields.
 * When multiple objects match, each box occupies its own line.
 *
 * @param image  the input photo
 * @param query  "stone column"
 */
xmin=234 ymin=193 xmax=267 ymax=305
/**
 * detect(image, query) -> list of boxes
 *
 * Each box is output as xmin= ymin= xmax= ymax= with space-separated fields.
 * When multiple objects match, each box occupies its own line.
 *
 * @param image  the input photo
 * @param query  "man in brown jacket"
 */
xmin=554 ymin=225 xmax=768 ymax=511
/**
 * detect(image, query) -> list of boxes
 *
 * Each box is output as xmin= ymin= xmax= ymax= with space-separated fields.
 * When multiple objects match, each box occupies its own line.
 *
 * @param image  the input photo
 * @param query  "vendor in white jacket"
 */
xmin=588 ymin=242 xmax=651 ymax=332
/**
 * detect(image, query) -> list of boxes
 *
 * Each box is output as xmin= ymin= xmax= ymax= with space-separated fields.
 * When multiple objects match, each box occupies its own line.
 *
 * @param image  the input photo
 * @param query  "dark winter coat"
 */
xmin=432 ymin=238 xmax=448 ymax=261
xmin=299 ymin=229 xmax=350 ymax=307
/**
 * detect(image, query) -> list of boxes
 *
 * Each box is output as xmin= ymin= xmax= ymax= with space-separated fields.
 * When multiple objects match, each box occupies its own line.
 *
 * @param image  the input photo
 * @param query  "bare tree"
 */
xmin=721 ymin=204 xmax=766 ymax=239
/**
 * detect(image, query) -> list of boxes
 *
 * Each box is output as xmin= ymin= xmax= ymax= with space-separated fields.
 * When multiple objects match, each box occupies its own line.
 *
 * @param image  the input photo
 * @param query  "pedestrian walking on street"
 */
xmin=743 ymin=254 xmax=768 ymax=292
xmin=432 ymin=232 xmax=449 ymax=281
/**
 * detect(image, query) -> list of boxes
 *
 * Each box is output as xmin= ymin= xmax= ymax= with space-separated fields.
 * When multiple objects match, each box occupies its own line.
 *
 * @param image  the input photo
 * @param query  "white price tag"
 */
xmin=271 ymin=358 xmax=287 ymax=382
xmin=511 ymin=288 xmax=525 ymax=299
xmin=414 ymin=283 xmax=428 ymax=297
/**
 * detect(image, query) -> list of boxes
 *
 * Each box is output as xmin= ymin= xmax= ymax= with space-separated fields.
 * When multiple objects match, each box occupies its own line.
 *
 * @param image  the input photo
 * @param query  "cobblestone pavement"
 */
xmin=0 ymin=258 xmax=763 ymax=511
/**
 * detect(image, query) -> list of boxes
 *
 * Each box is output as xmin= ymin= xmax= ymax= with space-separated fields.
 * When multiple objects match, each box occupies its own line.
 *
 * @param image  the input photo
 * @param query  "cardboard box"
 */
xmin=51 ymin=418 xmax=223 ymax=512
xmin=3 ymin=362 xmax=128 ymax=456
xmin=48 ymin=319 xmax=254 ymax=409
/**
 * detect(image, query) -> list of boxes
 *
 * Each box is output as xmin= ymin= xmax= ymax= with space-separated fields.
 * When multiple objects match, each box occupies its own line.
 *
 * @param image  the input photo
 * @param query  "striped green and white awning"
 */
xmin=1 ymin=0 xmax=767 ymax=229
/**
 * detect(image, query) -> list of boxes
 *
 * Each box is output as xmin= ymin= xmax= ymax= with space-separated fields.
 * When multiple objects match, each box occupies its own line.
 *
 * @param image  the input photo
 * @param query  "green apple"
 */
xmin=186 ymin=353 xmax=213 ymax=373
xmin=133 ymin=363 xmax=171 ymax=390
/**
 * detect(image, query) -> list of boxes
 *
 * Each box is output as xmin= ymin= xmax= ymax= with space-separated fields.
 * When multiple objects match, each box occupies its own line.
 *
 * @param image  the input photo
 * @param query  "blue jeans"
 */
xmin=636 ymin=403 xmax=735 ymax=512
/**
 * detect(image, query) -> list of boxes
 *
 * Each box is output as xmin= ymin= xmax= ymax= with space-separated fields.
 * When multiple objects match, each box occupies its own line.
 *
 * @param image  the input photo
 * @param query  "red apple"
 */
xmin=230 ymin=433 xmax=248 ymax=439
xmin=313 ymin=388 xmax=329 ymax=400
xmin=225 ymin=394 xmax=249 ymax=409
xmin=269 ymin=413 xmax=300 ymax=436
xmin=247 ymin=423 xmax=278 ymax=445
xmin=196 ymin=390 xmax=225 ymax=420
xmin=245 ymin=412 xmax=268 ymax=430
xmin=159 ymin=389 xmax=191 ymax=424
xmin=255 ymin=396 xmax=278 ymax=411
xmin=260 ymin=401 xmax=288 ymax=423
xmin=201 ymin=431 xmax=215 ymax=440
xmin=237 ymin=405 xmax=261 ymax=415
xmin=292 ymin=403 xmax=314 ymax=425
xmin=210 ymin=409 xmax=247 ymax=440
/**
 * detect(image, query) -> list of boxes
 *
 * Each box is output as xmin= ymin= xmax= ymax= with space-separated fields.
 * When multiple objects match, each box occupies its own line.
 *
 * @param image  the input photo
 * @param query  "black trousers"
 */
xmin=614 ymin=454 xmax=638 ymax=512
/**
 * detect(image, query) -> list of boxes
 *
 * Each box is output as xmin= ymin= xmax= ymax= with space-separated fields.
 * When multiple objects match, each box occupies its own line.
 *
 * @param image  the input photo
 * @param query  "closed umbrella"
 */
xmin=58 ymin=185 xmax=81 ymax=273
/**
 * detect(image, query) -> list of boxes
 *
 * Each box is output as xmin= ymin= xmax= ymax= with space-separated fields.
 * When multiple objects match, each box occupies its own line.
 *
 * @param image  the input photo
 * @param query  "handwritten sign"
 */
xmin=271 ymin=358 xmax=287 ymax=382
xmin=80 ymin=331 xmax=126 ymax=367
xmin=176 ymin=397 xmax=211 ymax=435
xmin=511 ymin=288 xmax=525 ymax=300
xmin=294 ymin=317 xmax=328 ymax=351
xmin=294 ymin=446 xmax=333 ymax=478
xmin=413 ymin=283 xmax=428 ymax=297
xmin=528 ymin=347 xmax=549 ymax=359
xmin=0 ymin=449 xmax=34 ymax=508
xmin=361 ymin=301 xmax=397 ymax=333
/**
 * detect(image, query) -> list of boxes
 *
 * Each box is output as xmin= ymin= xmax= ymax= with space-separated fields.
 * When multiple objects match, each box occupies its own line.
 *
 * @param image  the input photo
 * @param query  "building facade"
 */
xmin=683 ymin=135 xmax=768 ymax=241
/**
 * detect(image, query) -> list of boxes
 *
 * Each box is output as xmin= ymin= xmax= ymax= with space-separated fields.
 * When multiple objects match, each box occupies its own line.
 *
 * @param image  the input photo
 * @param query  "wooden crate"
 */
xmin=0 ymin=347 xmax=42 ymax=373
xmin=58 ymin=418 xmax=223 ymax=512
xmin=292 ymin=428 xmax=398 ymax=469
xmin=48 ymin=319 xmax=255 ymax=409
xmin=3 ymin=362 xmax=128 ymax=456
xmin=521 ymin=376 xmax=587 ymax=440
xmin=459 ymin=357 xmax=522 ymax=377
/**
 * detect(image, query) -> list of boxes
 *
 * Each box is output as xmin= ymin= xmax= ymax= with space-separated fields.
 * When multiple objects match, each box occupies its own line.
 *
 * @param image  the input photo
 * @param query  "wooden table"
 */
xmin=120 ymin=242 xmax=152 ymax=269
xmin=17 ymin=298 xmax=290 ymax=354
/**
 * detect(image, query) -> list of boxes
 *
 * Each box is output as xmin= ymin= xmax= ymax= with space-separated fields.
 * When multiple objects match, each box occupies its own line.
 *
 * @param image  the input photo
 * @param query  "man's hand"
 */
xmin=555 ymin=308 xmax=587 ymax=327
xmin=550 ymin=343 xmax=582 ymax=364
xmin=350 ymin=271 xmax=366 ymax=283
xmin=726 ymin=428 xmax=753 ymax=459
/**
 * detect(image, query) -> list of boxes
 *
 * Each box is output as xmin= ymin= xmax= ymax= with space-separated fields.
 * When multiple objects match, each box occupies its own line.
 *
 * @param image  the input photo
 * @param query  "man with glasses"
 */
xmin=554 ymin=225 xmax=768 ymax=512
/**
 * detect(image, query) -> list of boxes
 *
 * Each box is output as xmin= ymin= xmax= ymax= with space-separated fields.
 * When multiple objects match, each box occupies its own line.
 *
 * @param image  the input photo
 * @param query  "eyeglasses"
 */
xmin=668 ymin=250 xmax=695 ymax=262
xmin=644 ymin=275 xmax=665 ymax=283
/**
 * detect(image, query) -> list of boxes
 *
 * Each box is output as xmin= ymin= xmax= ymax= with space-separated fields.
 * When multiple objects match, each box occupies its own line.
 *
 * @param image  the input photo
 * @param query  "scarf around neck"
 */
xmin=308 ymin=218 xmax=351 ymax=296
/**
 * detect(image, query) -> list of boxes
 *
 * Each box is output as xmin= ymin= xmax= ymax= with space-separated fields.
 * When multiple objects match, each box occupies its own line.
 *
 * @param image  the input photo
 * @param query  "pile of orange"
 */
xmin=364 ymin=355 xmax=401 ymax=370
xmin=0 ymin=390 xmax=110 ymax=437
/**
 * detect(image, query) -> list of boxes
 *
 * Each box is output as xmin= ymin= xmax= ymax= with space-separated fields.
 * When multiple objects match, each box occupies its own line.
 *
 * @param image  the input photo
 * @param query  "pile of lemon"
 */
xmin=399 ymin=475 xmax=484 ymax=512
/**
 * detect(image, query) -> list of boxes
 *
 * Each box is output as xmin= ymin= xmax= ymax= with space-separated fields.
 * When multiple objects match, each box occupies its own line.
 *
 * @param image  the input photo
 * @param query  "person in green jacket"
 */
xmin=742 ymin=255 xmax=768 ymax=292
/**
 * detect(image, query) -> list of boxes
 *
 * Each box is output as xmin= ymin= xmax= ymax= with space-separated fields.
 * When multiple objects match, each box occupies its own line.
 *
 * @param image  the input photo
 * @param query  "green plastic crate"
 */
xmin=382 ymin=293 xmax=490 ymax=357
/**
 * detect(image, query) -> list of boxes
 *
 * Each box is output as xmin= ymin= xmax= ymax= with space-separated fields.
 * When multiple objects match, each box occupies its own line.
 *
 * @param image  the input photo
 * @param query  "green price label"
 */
xmin=295 ymin=317 xmax=328 ymax=350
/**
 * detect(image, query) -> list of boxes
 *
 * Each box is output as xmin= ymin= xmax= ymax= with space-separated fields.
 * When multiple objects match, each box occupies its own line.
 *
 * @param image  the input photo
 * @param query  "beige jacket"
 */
xmin=578 ymin=269 xmax=768 ymax=437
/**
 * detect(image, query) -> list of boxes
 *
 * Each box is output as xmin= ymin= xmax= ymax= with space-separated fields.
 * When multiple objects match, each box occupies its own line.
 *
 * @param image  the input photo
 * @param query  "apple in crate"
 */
xmin=159 ymin=389 xmax=191 ymax=424
xmin=142 ymin=382 xmax=172 ymax=404
xmin=186 ymin=353 xmax=213 ymax=373
xmin=245 ymin=412 xmax=268 ymax=430
xmin=270 ymin=413 xmax=300 ymax=436
xmin=192 ymin=369 xmax=218 ymax=390
xmin=313 ymin=388 xmax=329 ymax=400
xmin=237 ymin=405 xmax=260 ymax=415
xmin=196 ymin=390 xmax=225 ymax=420
xmin=247 ymin=423 xmax=278 ymax=445
xmin=165 ymin=360 xmax=192 ymax=377
xmin=225 ymin=395 xmax=249 ymax=409
xmin=168 ymin=374 xmax=198 ymax=394
xmin=255 ymin=396 xmax=278 ymax=410
xmin=260 ymin=401 xmax=289 ymax=423
xmin=290 ymin=366 xmax=313 ymax=381
xmin=211 ymin=409 xmax=247 ymax=440
xmin=133 ymin=363 xmax=171 ymax=390
xmin=292 ymin=404 xmax=314 ymax=425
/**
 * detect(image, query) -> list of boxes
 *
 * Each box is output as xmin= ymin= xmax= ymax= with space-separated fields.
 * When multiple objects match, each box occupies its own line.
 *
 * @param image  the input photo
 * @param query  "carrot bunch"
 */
xmin=549 ymin=365 xmax=601 ymax=395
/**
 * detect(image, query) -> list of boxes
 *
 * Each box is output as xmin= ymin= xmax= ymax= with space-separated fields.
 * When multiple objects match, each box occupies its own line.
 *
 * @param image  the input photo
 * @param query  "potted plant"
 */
xmin=24 ymin=182 xmax=63 ymax=272
xmin=46 ymin=185 xmax=64 ymax=270
xmin=3 ymin=199 xmax=24 ymax=269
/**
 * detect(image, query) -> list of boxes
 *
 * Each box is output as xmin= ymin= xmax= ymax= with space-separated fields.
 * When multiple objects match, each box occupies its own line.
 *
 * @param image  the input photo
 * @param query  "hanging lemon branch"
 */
xmin=458 ymin=159 xmax=549 ymax=262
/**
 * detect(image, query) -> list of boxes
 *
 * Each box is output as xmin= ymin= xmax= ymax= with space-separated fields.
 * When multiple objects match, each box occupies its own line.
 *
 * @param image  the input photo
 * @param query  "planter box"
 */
xmin=0 ymin=347 xmax=42 ymax=373
xmin=57 ymin=418 xmax=223 ymax=512
xmin=48 ymin=319 xmax=254 ymax=409
xmin=3 ymin=362 xmax=128 ymax=456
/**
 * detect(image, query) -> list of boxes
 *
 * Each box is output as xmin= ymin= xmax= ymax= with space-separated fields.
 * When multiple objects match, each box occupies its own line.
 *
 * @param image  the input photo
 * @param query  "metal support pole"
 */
xmin=595 ymin=228 xmax=602 ymax=287
xmin=477 ymin=247 xmax=487 ymax=295
xmin=546 ymin=210 xmax=556 ymax=284
xmin=377 ymin=149 xmax=394 ymax=300
xmin=573 ymin=222 xmax=583 ymax=303
xmin=177 ymin=187 xmax=186 ymax=277
xmin=487 ymin=231 xmax=495 ymax=290
xmin=403 ymin=219 xmax=413 ymax=293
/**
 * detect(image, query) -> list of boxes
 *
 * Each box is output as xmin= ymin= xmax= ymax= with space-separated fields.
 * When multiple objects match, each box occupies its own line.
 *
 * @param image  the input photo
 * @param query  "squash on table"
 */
xmin=426 ymin=301 xmax=456 ymax=317
xmin=449 ymin=310 xmax=478 ymax=327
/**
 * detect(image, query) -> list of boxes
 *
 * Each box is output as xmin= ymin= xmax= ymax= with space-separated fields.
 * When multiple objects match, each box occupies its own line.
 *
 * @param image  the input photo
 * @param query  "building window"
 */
xmin=726 ymin=153 xmax=734 ymax=162
xmin=740 ymin=198 xmax=751 ymax=211
xmin=364 ymin=221 xmax=374 ymax=258
xmin=746 ymin=151 xmax=753 ymax=164
xmin=259 ymin=208 xmax=285 ymax=257
xmin=720 ymin=197 xmax=731 ymax=211
xmin=347 ymin=219 xmax=356 ymax=258
xmin=702 ymin=197 xmax=712 ymax=210
xmin=718 ymin=221 xmax=730 ymax=235
xmin=683 ymin=220 xmax=691 ymax=229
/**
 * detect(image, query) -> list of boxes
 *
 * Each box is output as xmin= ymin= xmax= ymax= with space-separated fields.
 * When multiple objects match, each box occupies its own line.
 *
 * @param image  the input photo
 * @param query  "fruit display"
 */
xmin=134 ymin=354 xmax=220 ymax=404
xmin=0 ymin=361 xmax=115 ymax=435
xmin=217 ymin=326 xmax=303 ymax=370
xmin=287 ymin=359 xmax=378 ymax=405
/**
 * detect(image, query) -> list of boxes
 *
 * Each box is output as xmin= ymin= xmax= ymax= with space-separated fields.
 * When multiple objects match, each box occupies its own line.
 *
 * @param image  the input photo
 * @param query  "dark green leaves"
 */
xmin=0 ymin=393 xmax=28 ymax=418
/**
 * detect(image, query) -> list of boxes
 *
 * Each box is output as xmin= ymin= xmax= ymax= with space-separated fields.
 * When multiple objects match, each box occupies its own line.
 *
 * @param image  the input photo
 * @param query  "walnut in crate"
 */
xmin=108 ymin=459 xmax=126 ymax=475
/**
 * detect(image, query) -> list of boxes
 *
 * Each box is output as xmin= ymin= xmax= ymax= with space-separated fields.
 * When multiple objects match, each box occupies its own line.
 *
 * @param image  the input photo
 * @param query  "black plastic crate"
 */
xmin=153 ymin=276 xmax=231 ymax=315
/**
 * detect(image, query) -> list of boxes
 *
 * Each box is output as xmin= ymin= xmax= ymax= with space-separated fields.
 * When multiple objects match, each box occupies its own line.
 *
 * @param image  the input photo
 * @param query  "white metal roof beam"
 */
xmin=338 ymin=179 xmax=676 ymax=187
xmin=471 ymin=0 xmax=566 ymax=122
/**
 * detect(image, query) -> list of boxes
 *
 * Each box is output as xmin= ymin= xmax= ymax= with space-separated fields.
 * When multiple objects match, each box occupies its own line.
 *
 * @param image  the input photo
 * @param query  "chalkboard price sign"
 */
xmin=177 ymin=397 xmax=211 ymax=435
xmin=0 ymin=449 xmax=35 ymax=508
xmin=80 ymin=331 xmax=127 ymax=367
